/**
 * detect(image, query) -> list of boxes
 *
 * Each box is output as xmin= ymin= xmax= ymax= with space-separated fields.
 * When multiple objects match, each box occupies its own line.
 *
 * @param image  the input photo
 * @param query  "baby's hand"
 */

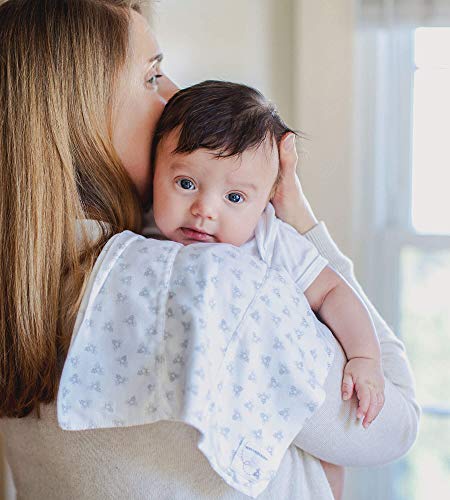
xmin=341 ymin=357 xmax=385 ymax=429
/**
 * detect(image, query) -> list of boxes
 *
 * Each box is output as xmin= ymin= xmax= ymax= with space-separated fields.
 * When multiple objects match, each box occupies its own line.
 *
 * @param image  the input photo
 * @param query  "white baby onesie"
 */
xmin=57 ymin=205 xmax=334 ymax=498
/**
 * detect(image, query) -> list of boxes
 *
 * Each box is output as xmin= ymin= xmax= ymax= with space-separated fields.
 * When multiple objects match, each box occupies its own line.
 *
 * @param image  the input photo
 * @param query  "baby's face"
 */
xmin=153 ymin=131 xmax=279 ymax=246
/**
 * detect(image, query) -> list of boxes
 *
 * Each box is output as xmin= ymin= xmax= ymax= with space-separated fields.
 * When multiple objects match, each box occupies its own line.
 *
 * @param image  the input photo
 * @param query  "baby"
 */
xmin=150 ymin=81 xmax=384 ymax=497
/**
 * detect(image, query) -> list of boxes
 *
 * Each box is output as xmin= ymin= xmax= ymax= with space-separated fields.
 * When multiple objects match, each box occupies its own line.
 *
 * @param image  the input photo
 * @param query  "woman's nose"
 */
xmin=160 ymin=75 xmax=179 ymax=101
xmin=191 ymin=197 xmax=218 ymax=221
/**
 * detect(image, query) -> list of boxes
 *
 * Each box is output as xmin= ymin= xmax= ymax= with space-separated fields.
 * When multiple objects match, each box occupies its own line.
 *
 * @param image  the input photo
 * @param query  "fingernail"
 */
xmin=283 ymin=133 xmax=295 ymax=151
xmin=343 ymin=392 xmax=348 ymax=400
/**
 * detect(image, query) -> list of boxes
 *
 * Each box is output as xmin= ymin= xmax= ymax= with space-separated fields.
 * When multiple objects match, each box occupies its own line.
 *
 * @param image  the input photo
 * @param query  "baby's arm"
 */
xmin=320 ymin=460 xmax=345 ymax=500
xmin=305 ymin=266 xmax=384 ymax=428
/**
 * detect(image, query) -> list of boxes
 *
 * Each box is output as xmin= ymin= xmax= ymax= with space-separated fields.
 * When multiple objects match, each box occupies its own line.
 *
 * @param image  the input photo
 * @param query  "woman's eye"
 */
xmin=226 ymin=192 xmax=244 ymax=204
xmin=177 ymin=178 xmax=196 ymax=190
xmin=146 ymin=74 xmax=162 ymax=87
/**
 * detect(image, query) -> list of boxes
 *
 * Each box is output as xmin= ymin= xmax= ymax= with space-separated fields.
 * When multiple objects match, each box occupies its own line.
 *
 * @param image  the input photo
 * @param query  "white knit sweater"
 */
xmin=0 ymin=222 xmax=420 ymax=500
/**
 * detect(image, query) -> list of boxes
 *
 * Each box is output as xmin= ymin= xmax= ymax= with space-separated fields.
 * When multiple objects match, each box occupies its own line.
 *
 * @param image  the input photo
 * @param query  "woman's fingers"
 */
xmin=273 ymin=133 xmax=318 ymax=234
xmin=341 ymin=372 xmax=354 ymax=401
xmin=279 ymin=133 xmax=298 ymax=175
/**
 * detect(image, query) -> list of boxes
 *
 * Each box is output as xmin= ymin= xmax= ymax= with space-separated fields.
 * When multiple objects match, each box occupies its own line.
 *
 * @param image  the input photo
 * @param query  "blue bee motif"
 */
xmin=278 ymin=363 xmax=289 ymax=375
xmin=253 ymin=429 xmax=263 ymax=440
xmin=261 ymin=355 xmax=271 ymax=368
xmin=257 ymin=392 xmax=270 ymax=404
xmin=269 ymin=377 xmax=280 ymax=389
xmin=116 ymin=355 xmax=128 ymax=367
xmin=69 ymin=356 xmax=79 ymax=368
xmin=233 ymin=384 xmax=243 ymax=397
xmin=232 ymin=410 xmax=242 ymax=421
xmin=239 ymin=350 xmax=250 ymax=363
xmin=244 ymin=401 xmax=254 ymax=412
xmin=69 ymin=374 xmax=81 ymax=385
xmin=84 ymin=343 xmax=97 ymax=354
xmin=115 ymin=374 xmax=128 ymax=385
xmin=273 ymin=337 xmax=284 ymax=350
xmin=289 ymin=385 xmax=302 ymax=397
xmin=273 ymin=431 xmax=284 ymax=442
xmin=278 ymin=408 xmax=290 ymax=421
xmin=103 ymin=321 xmax=114 ymax=332
xmin=126 ymin=396 xmax=137 ymax=406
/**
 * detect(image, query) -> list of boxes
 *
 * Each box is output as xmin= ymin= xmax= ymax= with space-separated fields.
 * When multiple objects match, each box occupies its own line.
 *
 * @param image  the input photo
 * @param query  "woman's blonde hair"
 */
xmin=0 ymin=0 xmax=144 ymax=417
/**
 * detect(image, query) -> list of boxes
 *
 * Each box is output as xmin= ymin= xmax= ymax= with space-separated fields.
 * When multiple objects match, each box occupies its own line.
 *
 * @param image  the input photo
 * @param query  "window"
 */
xmin=396 ymin=27 xmax=450 ymax=499
xmin=356 ymin=24 xmax=450 ymax=499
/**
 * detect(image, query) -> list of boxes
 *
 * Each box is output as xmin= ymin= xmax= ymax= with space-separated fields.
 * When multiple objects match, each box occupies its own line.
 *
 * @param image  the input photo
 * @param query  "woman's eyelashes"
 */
xmin=146 ymin=73 xmax=163 ymax=88
xmin=145 ymin=63 xmax=163 ymax=88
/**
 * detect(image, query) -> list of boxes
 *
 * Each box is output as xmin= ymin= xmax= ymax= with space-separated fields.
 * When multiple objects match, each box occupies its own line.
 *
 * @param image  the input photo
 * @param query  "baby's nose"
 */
xmin=191 ymin=197 xmax=218 ymax=220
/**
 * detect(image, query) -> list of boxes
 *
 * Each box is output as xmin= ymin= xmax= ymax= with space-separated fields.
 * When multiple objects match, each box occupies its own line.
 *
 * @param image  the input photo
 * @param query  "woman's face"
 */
xmin=113 ymin=10 xmax=178 ymax=203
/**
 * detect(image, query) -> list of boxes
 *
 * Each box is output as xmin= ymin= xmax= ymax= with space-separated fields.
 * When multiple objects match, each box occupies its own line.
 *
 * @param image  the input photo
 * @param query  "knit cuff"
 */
xmin=303 ymin=222 xmax=353 ymax=276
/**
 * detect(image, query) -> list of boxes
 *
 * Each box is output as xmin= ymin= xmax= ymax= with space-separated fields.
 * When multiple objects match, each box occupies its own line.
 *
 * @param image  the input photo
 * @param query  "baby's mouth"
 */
xmin=179 ymin=227 xmax=217 ymax=243
xmin=180 ymin=227 xmax=217 ymax=243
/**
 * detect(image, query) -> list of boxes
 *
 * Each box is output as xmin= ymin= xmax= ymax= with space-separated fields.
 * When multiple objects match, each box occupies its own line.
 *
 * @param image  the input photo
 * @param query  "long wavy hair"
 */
xmin=0 ymin=0 xmax=144 ymax=417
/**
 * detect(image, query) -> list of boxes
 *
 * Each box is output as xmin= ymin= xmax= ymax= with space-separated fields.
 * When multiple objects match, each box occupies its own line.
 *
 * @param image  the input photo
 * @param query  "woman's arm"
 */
xmin=293 ymin=221 xmax=420 ymax=466
xmin=305 ymin=265 xmax=384 ymax=428
xmin=275 ymin=135 xmax=420 ymax=466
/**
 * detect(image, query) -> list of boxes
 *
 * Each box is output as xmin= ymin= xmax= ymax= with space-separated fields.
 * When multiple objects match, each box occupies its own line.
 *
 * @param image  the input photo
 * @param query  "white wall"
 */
xmin=293 ymin=0 xmax=357 ymax=258
xmin=150 ymin=0 xmax=295 ymax=121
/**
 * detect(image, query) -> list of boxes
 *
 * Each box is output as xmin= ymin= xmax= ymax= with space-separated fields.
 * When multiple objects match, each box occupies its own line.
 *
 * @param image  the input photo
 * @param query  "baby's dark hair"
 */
xmin=151 ymin=80 xmax=297 ymax=170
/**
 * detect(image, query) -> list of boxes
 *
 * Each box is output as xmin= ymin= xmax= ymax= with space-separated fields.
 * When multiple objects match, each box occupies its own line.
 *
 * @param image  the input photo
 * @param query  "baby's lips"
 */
xmin=180 ymin=227 xmax=216 ymax=243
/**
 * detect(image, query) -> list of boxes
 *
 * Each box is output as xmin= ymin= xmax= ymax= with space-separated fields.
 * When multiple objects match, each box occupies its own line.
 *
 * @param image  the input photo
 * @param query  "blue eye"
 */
xmin=177 ymin=178 xmax=196 ymax=190
xmin=226 ymin=192 xmax=244 ymax=204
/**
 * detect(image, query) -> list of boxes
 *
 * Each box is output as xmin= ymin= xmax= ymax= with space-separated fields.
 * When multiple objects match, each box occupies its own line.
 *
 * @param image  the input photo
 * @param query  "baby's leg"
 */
xmin=320 ymin=460 xmax=345 ymax=500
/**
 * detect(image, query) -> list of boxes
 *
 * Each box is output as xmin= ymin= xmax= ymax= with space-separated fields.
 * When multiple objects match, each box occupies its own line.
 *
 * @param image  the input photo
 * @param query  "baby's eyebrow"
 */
xmin=229 ymin=181 xmax=258 ymax=192
xmin=237 ymin=182 xmax=258 ymax=191
xmin=169 ymin=161 xmax=191 ymax=171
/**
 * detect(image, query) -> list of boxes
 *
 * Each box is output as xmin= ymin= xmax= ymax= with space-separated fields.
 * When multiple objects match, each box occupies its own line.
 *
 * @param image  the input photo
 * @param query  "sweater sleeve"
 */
xmin=292 ymin=222 xmax=420 ymax=466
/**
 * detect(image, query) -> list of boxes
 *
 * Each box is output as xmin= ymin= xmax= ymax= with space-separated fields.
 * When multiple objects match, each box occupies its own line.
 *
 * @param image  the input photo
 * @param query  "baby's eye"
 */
xmin=226 ymin=192 xmax=244 ymax=204
xmin=176 ymin=178 xmax=196 ymax=190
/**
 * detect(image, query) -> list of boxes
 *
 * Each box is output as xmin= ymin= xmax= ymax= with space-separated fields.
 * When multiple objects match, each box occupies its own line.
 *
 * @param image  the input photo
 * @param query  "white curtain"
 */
xmin=360 ymin=0 xmax=450 ymax=27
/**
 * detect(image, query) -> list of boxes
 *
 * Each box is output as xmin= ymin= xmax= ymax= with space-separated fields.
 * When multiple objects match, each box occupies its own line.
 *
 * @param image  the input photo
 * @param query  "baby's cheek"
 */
xmin=222 ymin=219 xmax=257 ymax=247
xmin=153 ymin=197 xmax=175 ymax=238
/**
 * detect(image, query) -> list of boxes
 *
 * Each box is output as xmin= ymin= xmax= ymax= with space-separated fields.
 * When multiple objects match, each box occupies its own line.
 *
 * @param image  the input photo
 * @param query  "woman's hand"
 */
xmin=272 ymin=133 xmax=318 ymax=234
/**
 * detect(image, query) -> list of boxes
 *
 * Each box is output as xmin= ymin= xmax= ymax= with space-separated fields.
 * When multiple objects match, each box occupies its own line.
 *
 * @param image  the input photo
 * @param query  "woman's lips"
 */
xmin=180 ymin=227 xmax=216 ymax=242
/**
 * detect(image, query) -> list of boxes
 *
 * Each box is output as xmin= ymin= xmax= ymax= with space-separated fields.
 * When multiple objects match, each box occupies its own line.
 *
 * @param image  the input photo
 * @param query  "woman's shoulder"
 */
xmin=90 ymin=230 xmax=180 ymax=286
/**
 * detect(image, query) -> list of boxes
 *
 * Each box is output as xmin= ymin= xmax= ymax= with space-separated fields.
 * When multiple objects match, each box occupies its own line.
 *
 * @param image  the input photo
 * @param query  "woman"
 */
xmin=0 ymin=1 xmax=419 ymax=499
